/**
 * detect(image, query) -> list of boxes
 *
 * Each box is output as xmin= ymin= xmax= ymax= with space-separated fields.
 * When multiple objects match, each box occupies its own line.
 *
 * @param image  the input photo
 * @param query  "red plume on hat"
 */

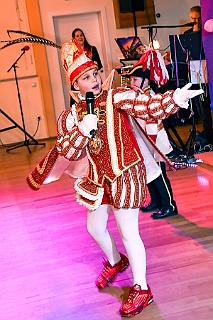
xmin=61 ymin=38 xmax=97 ymax=84
xmin=131 ymin=48 xmax=169 ymax=86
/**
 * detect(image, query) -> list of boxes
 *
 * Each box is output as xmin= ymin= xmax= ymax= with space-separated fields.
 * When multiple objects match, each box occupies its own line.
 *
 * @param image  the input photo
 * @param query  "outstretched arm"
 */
xmin=113 ymin=84 xmax=203 ymax=121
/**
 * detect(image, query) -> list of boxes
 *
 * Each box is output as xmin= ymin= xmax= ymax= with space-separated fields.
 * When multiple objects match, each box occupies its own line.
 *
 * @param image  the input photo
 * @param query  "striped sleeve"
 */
xmin=113 ymin=88 xmax=179 ymax=121
xmin=56 ymin=110 xmax=88 ymax=160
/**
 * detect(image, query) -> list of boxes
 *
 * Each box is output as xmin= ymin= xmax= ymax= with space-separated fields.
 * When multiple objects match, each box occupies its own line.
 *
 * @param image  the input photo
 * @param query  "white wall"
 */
xmin=0 ymin=76 xmax=48 ymax=144
xmin=0 ymin=0 xmax=49 ymax=144
xmin=0 ymin=0 xmax=35 ymax=80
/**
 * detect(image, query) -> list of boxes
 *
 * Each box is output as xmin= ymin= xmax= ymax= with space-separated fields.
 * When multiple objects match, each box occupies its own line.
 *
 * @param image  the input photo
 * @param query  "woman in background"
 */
xmin=72 ymin=28 xmax=103 ymax=70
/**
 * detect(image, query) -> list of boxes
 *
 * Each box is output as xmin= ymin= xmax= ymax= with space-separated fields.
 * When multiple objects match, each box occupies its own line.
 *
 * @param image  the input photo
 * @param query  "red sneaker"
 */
xmin=95 ymin=253 xmax=129 ymax=289
xmin=119 ymin=284 xmax=153 ymax=317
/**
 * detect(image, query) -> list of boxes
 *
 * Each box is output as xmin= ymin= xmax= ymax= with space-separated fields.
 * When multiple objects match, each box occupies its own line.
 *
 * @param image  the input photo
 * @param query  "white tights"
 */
xmin=87 ymin=204 xmax=148 ymax=289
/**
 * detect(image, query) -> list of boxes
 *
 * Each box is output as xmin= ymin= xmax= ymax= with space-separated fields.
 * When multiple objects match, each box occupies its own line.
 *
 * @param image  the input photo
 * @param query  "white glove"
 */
xmin=173 ymin=83 xmax=204 ymax=109
xmin=78 ymin=114 xmax=98 ymax=137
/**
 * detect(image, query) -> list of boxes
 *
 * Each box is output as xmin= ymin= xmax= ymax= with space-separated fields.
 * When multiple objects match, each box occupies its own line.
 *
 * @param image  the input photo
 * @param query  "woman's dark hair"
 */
xmin=71 ymin=28 xmax=91 ymax=50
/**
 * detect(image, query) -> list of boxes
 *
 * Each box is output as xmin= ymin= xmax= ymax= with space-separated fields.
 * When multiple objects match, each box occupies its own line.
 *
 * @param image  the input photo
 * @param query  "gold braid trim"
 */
xmin=157 ymin=121 xmax=164 ymax=131
xmin=26 ymin=146 xmax=59 ymax=191
xmin=122 ymin=170 xmax=131 ymax=208
xmin=113 ymin=174 xmax=123 ymax=208
xmin=37 ymin=149 xmax=53 ymax=175
xmin=27 ymin=173 xmax=41 ymax=190
xmin=137 ymin=162 xmax=147 ymax=206
xmin=130 ymin=165 xmax=140 ymax=208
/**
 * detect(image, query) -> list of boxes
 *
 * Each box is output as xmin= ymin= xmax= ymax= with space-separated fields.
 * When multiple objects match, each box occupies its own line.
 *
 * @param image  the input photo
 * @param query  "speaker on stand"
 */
xmin=118 ymin=0 xmax=145 ymax=36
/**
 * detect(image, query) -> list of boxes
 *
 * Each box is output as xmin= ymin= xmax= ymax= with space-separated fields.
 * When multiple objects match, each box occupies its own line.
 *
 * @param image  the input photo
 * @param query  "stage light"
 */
xmin=152 ymin=40 xmax=160 ymax=50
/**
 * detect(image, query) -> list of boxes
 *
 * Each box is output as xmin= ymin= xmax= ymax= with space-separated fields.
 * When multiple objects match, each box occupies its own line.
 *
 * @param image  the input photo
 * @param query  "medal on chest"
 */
xmin=77 ymin=91 xmax=107 ymax=155
xmin=88 ymin=132 xmax=103 ymax=154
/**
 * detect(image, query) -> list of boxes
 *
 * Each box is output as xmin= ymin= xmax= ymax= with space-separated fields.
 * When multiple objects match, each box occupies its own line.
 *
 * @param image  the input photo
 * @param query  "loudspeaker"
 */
xmin=119 ymin=0 xmax=145 ymax=13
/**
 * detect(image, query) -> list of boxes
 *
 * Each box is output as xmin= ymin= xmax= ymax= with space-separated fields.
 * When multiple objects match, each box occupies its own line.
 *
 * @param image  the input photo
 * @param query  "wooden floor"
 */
xmin=1 ymin=126 xmax=213 ymax=320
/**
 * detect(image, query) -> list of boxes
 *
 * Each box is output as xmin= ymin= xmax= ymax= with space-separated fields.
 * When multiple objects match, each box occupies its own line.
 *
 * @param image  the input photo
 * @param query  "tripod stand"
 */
xmin=163 ymin=99 xmax=197 ymax=159
xmin=0 ymin=49 xmax=45 ymax=153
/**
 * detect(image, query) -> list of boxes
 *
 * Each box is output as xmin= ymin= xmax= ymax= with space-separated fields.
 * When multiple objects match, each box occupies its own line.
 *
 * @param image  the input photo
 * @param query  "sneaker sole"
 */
xmin=120 ymin=297 xmax=154 ymax=318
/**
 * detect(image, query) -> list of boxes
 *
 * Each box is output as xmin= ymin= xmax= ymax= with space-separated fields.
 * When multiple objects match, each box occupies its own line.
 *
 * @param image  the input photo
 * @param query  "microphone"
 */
xmin=86 ymin=91 xmax=95 ymax=138
xmin=182 ymin=22 xmax=196 ymax=27
xmin=21 ymin=46 xmax=30 ymax=51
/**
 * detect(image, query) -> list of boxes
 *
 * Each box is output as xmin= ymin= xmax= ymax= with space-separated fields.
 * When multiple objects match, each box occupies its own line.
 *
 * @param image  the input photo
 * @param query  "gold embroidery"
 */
xmin=88 ymin=133 xmax=103 ymax=155
xmin=28 ymin=174 xmax=41 ymax=189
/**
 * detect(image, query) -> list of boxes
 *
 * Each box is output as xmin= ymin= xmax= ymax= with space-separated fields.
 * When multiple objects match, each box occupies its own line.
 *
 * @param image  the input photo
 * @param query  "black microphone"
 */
xmin=21 ymin=45 xmax=30 ymax=51
xmin=86 ymin=91 xmax=95 ymax=138
xmin=182 ymin=22 xmax=196 ymax=27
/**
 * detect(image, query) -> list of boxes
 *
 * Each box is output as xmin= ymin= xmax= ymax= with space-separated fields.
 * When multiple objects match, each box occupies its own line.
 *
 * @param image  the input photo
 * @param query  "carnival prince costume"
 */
xmin=27 ymin=39 xmax=203 ymax=317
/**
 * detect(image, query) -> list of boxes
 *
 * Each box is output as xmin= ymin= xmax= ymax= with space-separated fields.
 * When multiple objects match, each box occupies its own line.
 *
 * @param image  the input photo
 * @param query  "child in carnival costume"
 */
xmin=27 ymin=39 xmax=203 ymax=317
xmin=121 ymin=48 xmax=179 ymax=219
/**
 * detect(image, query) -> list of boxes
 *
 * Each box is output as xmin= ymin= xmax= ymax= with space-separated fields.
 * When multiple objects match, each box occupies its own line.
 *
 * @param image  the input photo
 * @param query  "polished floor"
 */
xmin=1 ymin=125 xmax=213 ymax=319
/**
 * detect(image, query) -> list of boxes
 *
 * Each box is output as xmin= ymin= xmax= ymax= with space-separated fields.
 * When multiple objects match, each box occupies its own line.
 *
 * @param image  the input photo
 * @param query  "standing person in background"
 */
xmin=185 ymin=6 xmax=213 ymax=146
xmin=185 ymin=5 xmax=202 ymax=33
xmin=72 ymin=28 xmax=103 ymax=70
xmin=122 ymin=50 xmax=178 ymax=219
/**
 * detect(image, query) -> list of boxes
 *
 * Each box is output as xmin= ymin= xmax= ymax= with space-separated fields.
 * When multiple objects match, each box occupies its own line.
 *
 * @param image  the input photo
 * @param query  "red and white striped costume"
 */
xmin=27 ymin=87 xmax=179 ymax=210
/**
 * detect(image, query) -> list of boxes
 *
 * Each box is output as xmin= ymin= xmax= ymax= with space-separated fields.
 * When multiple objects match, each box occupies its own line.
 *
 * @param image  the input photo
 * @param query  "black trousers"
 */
xmin=147 ymin=162 xmax=176 ymax=210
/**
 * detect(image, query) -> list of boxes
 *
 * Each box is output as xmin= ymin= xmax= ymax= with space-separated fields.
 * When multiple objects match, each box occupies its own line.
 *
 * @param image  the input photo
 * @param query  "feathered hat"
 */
xmin=122 ymin=48 xmax=169 ymax=86
xmin=61 ymin=38 xmax=97 ymax=84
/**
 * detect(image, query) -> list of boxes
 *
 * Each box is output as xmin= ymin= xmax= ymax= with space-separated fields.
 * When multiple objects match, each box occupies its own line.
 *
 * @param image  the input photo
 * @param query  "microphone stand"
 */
xmin=132 ymin=11 xmax=138 ymax=37
xmin=0 ymin=50 xmax=46 ymax=153
xmin=182 ymin=48 xmax=197 ymax=156
xmin=141 ymin=22 xmax=195 ymax=47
